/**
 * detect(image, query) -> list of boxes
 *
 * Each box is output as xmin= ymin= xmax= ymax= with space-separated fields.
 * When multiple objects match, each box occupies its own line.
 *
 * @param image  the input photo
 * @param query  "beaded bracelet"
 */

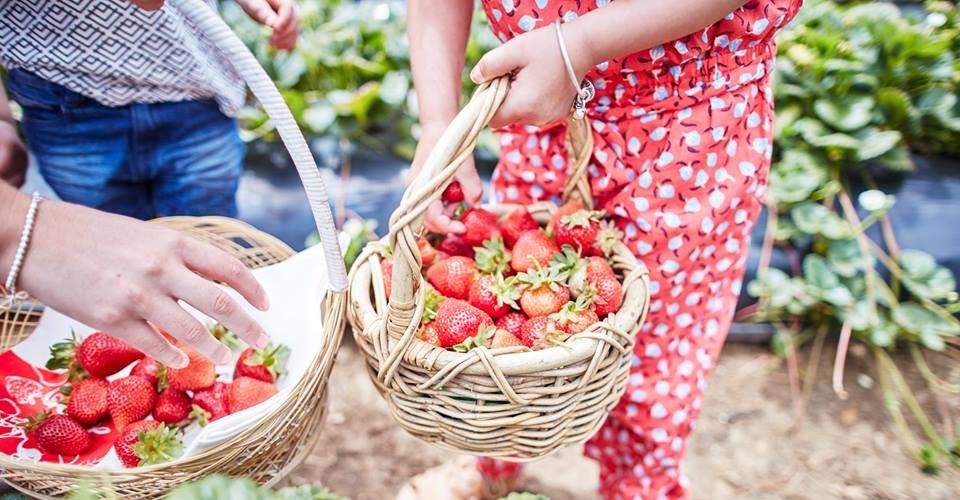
xmin=2 ymin=192 xmax=42 ymax=308
xmin=554 ymin=21 xmax=595 ymax=120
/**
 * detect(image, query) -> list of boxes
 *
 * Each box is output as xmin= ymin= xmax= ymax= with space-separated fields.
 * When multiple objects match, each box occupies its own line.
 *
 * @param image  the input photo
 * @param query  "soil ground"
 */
xmin=288 ymin=339 xmax=960 ymax=499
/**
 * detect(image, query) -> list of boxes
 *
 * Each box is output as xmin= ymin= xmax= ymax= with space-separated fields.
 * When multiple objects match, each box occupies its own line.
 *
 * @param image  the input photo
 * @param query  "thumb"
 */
xmin=470 ymin=45 xmax=520 ymax=84
xmin=242 ymin=0 xmax=278 ymax=26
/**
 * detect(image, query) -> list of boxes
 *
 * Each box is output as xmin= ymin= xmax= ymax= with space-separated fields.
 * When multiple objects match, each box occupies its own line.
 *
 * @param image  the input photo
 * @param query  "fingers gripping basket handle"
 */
xmin=170 ymin=0 xmax=347 ymax=292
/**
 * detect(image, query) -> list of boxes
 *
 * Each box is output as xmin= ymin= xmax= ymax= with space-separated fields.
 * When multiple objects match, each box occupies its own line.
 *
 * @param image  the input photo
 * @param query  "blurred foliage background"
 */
xmin=224 ymin=0 xmax=960 ymax=472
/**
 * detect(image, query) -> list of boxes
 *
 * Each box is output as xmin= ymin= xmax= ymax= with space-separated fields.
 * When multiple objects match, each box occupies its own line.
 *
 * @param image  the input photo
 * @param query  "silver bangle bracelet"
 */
xmin=3 ymin=192 xmax=42 ymax=302
xmin=554 ymin=21 xmax=595 ymax=120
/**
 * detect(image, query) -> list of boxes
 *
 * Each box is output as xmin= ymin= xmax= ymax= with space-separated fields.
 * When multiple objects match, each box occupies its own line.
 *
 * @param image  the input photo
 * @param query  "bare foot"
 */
xmin=395 ymin=457 xmax=523 ymax=500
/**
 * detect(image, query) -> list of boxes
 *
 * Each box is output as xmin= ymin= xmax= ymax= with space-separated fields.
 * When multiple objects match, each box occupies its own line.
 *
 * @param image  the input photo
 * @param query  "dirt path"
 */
xmin=288 ymin=341 xmax=960 ymax=499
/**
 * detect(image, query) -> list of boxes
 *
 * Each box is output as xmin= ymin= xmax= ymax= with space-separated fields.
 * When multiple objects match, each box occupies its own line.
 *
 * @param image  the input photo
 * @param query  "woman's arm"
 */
xmin=0 ymin=182 xmax=271 ymax=368
xmin=471 ymin=0 xmax=750 ymax=127
xmin=407 ymin=0 xmax=481 ymax=233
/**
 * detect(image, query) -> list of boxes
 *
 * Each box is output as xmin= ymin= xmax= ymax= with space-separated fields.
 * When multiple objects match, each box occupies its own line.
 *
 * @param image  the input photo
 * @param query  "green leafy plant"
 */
xmin=65 ymin=474 xmax=346 ymax=499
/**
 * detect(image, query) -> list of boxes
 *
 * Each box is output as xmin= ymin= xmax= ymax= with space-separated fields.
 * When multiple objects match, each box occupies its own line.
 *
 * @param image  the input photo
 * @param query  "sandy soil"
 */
xmin=287 ymin=340 xmax=960 ymax=499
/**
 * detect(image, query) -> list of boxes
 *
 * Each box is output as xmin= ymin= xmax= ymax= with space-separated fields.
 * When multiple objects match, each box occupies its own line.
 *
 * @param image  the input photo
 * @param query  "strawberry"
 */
xmin=553 ymin=246 xmax=616 ymax=297
xmin=426 ymin=256 xmax=476 ymax=300
xmin=422 ymin=285 xmax=445 ymax=323
xmin=548 ymin=200 xmax=584 ymax=234
xmin=495 ymin=312 xmax=527 ymax=337
xmin=432 ymin=299 xmax=493 ymax=348
xmin=131 ymin=358 xmax=165 ymax=390
xmin=107 ymin=376 xmax=157 ymax=430
xmin=166 ymin=348 xmax=216 ymax=391
xmin=24 ymin=412 xmax=91 ymax=456
xmin=460 ymin=207 xmax=501 ymax=247
xmin=502 ymin=208 xmax=539 ymax=248
xmin=510 ymin=230 xmax=559 ymax=273
xmin=474 ymin=239 xmax=511 ymax=275
xmin=46 ymin=331 xmax=144 ymax=380
xmin=418 ymin=323 xmax=441 ymax=346
xmin=588 ymin=274 xmax=624 ymax=318
xmin=418 ymin=237 xmax=439 ymax=267
xmin=381 ymin=257 xmax=393 ymax=297
xmin=115 ymin=420 xmax=182 ymax=468
xmin=235 ymin=343 xmax=290 ymax=383
xmin=554 ymin=209 xmax=603 ymax=253
xmin=451 ymin=325 xmax=492 ymax=352
xmin=517 ymin=265 xmax=570 ymax=317
xmin=468 ymin=274 xmax=520 ymax=320
xmin=441 ymin=181 xmax=464 ymax=203
xmin=228 ymin=376 xmax=278 ymax=413
xmin=550 ymin=294 xmax=600 ymax=334
xmin=438 ymin=235 xmax=475 ymax=258
xmin=489 ymin=328 xmax=525 ymax=348
xmin=153 ymin=388 xmax=191 ymax=424
xmin=191 ymin=381 xmax=230 ymax=425
xmin=517 ymin=316 xmax=569 ymax=350
xmin=588 ymin=220 xmax=622 ymax=257
xmin=65 ymin=378 xmax=109 ymax=428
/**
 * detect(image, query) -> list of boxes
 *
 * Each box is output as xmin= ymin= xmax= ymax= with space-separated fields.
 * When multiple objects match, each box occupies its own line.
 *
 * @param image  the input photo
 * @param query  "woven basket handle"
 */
xmin=382 ymin=77 xmax=594 ymax=340
xmin=171 ymin=0 xmax=348 ymax=292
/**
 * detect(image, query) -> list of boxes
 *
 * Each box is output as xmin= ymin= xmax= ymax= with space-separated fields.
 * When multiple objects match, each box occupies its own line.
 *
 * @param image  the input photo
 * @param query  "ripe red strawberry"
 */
xmin=418 ymin=323 xmax=441 ymax=346
xmin=107 ymin=376 xmax=157 ymax=430
xmin=381 ymin=257 xmax=393 ymax=297
xmin=419 ymin=237 xmax=439 ymax=267
xmin=438 ymin=235 xmax=475 ymax=258
xmin=565 ymin=254 xmax=617 ymax=297
xmin=130 ymin=358 xmax=165 ymax=389
xmin=24 ymin=412 xmax=91 ymax=456
xmin=46 ymin=331 xmax=144 ymax=380
xmin=460 ymin=207 xmax=501 ymax=246
xmin=588 ymin=220 xmax=622 ymax=257
xmin=235 ymin=343 xmax=290 ymax=383
xmin=554 ymin=209 xmax=603 ymax=253
xmin=502 ymin=208 xmax=539 ymax=248
xmin=191 ymin=381 xmax=230 ymax=425
xmin=153 ymin=388 xmax=191 ymax=424
xmin=228 ymin=376 xmax=278 ymax=413
xmin=474 ymin=239 xmax=511 ymax=275
xmin=489 ymin=328 xmax=525 ymax=348
xmin=166 ymin=348 xmax=216 ymax=391
xmin=550 ymin=295 xmax=600 ymax=334
xmin=441 ymin=180 xmax=464 ymax=203
xmin=426 ymin=256 xmax=476 ymax=300
xmin=517 ymin=316 xmax=569 ymax=350
xmin=65 ymin=378 xmax=109 ymax=428
xmin=495 ymin=312 xmax=527 ymax=337
xmin=517 ymin=265 xmax=570 ymax=317
xmin=115 ymin=420 xmax=182 ymax=468
xmin=589 ymin=274 xmax=624 ymax=318
xmin=510 ymin=230 xmax=559 ymax=273
xmin=468 ymin=274 xmax=520 ymax=320
xmin=432 ymin=299 xmax=494 ymax=348
xmin=548 ymin=200 xmax=584 ymax=234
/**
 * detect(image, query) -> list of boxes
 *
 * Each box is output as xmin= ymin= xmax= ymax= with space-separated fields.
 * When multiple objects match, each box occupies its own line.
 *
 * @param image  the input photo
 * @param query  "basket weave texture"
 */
xmin=0 ymin=216 xmax=346 ymax=498
xmin=348 ymin=78 xmax=651 ymax=460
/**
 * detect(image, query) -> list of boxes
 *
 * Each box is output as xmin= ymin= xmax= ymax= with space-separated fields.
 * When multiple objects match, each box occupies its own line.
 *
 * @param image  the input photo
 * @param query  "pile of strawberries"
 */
xmin=23 ymin=327 xmax=288 ymax=467
xmin=382 ymin=182 xmax=626 ymax=352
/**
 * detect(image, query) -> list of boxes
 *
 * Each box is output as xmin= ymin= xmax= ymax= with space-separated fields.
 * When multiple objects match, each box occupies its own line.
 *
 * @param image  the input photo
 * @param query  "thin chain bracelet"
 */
xmin=554 ymin=21 xmax=595 ymax=120
xmin=2 ymin=192 xmax=42 ymax=310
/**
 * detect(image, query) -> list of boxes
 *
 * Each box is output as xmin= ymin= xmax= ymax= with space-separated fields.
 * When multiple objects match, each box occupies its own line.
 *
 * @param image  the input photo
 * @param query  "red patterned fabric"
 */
xmin=475 ymin=1 xmax=801 ymax=498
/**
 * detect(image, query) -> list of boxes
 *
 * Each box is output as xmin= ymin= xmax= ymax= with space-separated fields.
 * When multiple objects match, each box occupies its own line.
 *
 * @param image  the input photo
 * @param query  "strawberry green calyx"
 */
xmin=474 ymin=238 xmax=511 ymax=275
xmin=21 ymin=410 xmax=50 ymax=433
xmin=550 ymin=244 xmax=583 ymax=280
xmin=209 ymin=322 xmax=243 ymax=351
xmin=517 ymin=261 xmax=565 ymax=292
xmin=243 ymin=343 xmax=290 ymax=380
xmin=133 ymin=424 xmax=184 ymax=466
xmin=189 ymin=405 xmax=210 ymax=427
xmin=423 ymin=286 xmax=445 ymax=323
xmin=490 ymin=275 xmax=522 ymax=309
xmin=45 ymin=331 xmax=87 ymax=382
xmin=452 ymin=326 xmax=493 ymax=353
xmin=593 ymin=220 xmax=622 ymax=256
xmin=551 ymin=293 xmax=593 ymax=327
xmin=560 ymin=209 xmax=604 ymax=229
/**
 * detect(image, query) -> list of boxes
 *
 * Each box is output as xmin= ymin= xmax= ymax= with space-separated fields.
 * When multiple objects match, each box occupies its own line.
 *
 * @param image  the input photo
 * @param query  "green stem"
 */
xmin=877 ymin=348 xmax=946 ymax=451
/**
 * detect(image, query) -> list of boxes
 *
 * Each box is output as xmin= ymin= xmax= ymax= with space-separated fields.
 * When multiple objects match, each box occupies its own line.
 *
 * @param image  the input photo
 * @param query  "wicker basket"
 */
xmin=348 ymin=77 xmax=651 ymax=460
xmin=0 ymin=217 xmax=344 ymax=498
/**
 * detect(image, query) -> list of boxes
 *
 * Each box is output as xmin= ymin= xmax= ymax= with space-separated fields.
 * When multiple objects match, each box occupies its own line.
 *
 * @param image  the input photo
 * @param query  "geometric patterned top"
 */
xmin=0 ymin=0 xmax=245 ymax=117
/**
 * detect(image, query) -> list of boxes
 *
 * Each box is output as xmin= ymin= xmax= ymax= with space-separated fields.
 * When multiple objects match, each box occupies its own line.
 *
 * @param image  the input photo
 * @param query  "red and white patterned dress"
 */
xmin=476 ymin=1 xmax=802 ymax=498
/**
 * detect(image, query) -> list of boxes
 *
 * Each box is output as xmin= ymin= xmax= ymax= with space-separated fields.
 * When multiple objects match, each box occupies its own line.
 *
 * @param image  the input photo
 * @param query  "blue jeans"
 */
xmin=5 ymin=69 xmax=244 ymax=219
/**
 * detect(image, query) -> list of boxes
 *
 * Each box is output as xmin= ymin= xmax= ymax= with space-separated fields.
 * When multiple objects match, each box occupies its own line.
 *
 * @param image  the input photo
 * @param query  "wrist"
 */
xmin=0 ymin=185 xmax=30 ymax=282
xmin=562 ymin=21 xmax=599 ymax=80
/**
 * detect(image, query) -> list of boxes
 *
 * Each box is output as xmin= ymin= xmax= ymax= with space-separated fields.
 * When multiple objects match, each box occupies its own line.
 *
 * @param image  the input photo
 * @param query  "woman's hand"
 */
xmin=0 ymin=121 xmax=27 ymax=188
xmin=407 ymin=121 xmax=483 ymax=234
xmin=236 ymin=0 xmax=300 ymax=51
xmin=2 ymin=192 xmax=271 ymax=369
xmin=470 ymin=23 xmax=594 ymax=129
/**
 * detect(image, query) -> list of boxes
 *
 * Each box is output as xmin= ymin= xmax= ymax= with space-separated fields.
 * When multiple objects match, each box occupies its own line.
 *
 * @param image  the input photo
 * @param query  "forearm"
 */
xmin=0 ymin=180 xmax=30 ymax=276
xmin=408 ymin=0 xmax=474 ymax=128
xmin=564 ymin=0 xmax=749 ymax=75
